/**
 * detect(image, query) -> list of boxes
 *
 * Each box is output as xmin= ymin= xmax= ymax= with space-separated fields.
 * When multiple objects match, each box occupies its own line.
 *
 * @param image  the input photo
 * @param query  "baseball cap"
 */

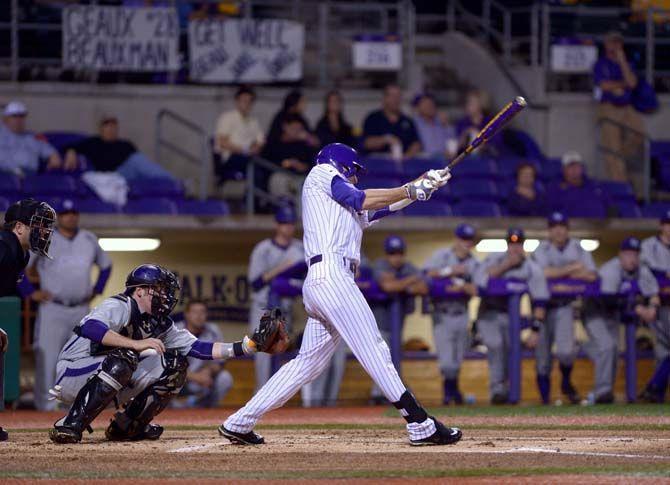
xmin=3 ymin=101 xmax=27 ymax=117
xmin=660 ymin=210 xmax=670 ymax=224
xmin=455 ymin=223 xmax=476 ymax=240
xmin=561 ymin=150 xmax=583 ymax=166
xmin=547 ymin=211 xmax=568 ymax=227
xmin=275 ymin=204 xmax=297 ymax=224
xmin=506 ymin=227 xmax=525 ymax=244
xmin=54 ymin=198 xmax=79 ymax=214
xmin=5 ymin=198 xmax=43 ymax=224
xmin=384 ymin=235 xmax=406 ymax=254
xmin=620 ymin=237 xmax=641 ymax=252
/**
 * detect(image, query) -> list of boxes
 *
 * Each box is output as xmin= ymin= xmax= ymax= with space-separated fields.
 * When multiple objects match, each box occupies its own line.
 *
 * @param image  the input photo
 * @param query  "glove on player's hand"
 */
xmin=425 ymin=168 xmax=452 ymax=188
xmin=252 ymin=308 xmax=290 ymax=354
xmin=404 ymin=173 xmax=438 ymax=201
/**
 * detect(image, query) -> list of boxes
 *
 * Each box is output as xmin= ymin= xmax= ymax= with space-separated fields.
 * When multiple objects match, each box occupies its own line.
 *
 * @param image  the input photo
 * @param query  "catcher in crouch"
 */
xmin=49 ymin=264 xmax=288 ymax=444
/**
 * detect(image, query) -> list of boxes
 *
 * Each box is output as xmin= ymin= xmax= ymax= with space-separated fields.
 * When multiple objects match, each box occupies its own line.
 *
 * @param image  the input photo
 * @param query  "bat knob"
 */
xmin=515 ymin=96 xmax=527 ymax=107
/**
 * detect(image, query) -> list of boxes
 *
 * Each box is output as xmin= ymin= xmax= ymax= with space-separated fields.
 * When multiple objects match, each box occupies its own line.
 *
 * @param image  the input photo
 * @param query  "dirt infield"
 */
xmin=2 ymin=407 xmax=670 ymax=482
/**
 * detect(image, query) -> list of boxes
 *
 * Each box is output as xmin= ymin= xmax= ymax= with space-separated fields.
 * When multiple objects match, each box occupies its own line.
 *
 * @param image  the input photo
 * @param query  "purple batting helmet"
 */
xmin=315 ymin=143 xmax=366 ymax=178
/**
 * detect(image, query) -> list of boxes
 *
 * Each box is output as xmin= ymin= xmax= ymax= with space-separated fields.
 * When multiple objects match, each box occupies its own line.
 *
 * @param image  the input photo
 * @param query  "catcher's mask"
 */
xmin=126 ymin=264 xmax=181 ymax=318
xmin=4 ymin=198 xmax=56 ymax=258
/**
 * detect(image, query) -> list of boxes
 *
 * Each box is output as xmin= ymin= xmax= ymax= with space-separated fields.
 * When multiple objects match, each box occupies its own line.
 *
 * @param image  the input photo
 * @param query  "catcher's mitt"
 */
xmin=252 ymin=308 xmax=290 ymax=354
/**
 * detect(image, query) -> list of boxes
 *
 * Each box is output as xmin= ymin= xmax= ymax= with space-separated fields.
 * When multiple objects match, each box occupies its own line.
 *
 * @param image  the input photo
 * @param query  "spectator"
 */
xmin=545 ymin=151 xmax=606 ymax=217
xmin=266 ymin=89 xmax=319 ymax=148
xmin=593 ymin=31 xmax=644 ymax=182
xmin=64 ymin=114 xmax=177 ymax=182
xmin=412 ymin=93 xmax=457 ymax=159
xmin=263 ymin=113 xmax=316 ymax=198
xmin=362 ymin=84 xmax=421 ymax=160
xmin=315 ymin=90 xmax=355 ymax=148
xmin=507 ymin=162 xmax=547 ymax=217
xmin=455 ymin=89 xmax=499 ymax=156
xmin=0 ymin=101 xmax=67 ymax=176
xmin=175 ymin=300 xmax=234 ymax=408
xmin=214 ymin=86 xmax=265 ymax=183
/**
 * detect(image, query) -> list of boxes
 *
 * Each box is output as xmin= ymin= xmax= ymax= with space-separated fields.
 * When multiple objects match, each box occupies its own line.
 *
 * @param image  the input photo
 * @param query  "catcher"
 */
xmin=48 ymin=263 xmax=288 ymax=444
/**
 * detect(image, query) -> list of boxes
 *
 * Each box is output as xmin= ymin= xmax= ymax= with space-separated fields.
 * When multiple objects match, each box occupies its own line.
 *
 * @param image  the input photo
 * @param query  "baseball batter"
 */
xmin=531 ymin=212 xmax=597 ymax=405
xmin=639 ymin=211 xmax=670 ymax=402
xmin=474 ymin=228 xmax=549 ymax=404
xmin=20 ymin=199 xmax=112 ymax=411
xmin=220 ymin=143 xmax=461 ymax=446
xmin=248 ymin=204 xmax=304 ymax=388
xmin=423 ymin=223 xmax=479 ymax=404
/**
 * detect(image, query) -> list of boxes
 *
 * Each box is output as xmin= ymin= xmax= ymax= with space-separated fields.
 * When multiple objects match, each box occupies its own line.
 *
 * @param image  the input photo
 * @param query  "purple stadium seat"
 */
xmin=453 ymin=157 xmax=499 ymax=179
xmin=642 ymin=202 xmax=670 ymax=219
xmin=615 ymin=201 xmax=641 ymax=218
xmin=128 ymin=178 xmax=184 ymax=199
xmin=363 ymin=157 xmax=403 ymax=178
xmin=29 ymin=195 xmax=63 ymax=210
xmin=23 ymin=174 xmax=78 ymax=196
xmin=452 ymin=201 xmax=502 ymax=217
xmin=651 ymin=141 xmax=670 ymax=158
xmin=177 ymin=199 xmax=230 ymax=216
xmin=450 ymin=178 xmax=499 ymax=201
xmin=41 ymin=132 xmax=88 ymax=155
xmin=0 ymin=196 xmax=9 ymax=211
xmin=402 ymin=201 xmax=452 ymax=217
xmin=562 ymin=196 xmax=608 ymax=219
xmin=124 ymin=197 xmax=177 ymax=214
xmin=599 ymin=181 xmax=635 ymax=201
xmin=401 ymin=158 xmax=444 ymax=179
xmin=0 ymin=173 xmax=21 ymax=197
xmin=357 ymin=176 xmax=403 ymax=190
xmin=539 ymin=158 xmax=562 ymax=182
xmin=78 ymin=198 xmax=121 ymax=214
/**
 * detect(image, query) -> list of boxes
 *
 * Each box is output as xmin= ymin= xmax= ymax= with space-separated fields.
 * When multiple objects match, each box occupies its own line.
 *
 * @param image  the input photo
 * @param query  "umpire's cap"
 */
xmin=506 ymin=227 xmax=525 ymax=244
xmin=275 ymin=204 xmax=297 ymax=224
xmin=384 ymin=235 xmax=406 ymax=254
xmin=620 ymin=237 xmax=641 ymax=252
xmin=455 ymin=223 xmax=476 ymax=240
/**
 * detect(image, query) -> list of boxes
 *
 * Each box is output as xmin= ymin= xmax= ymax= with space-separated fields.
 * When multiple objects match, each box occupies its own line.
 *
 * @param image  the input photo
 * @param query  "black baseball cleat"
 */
xmin=594 ymin=392 xmax=614 ymax=404
xmin=491 ymin=393 xmax=509 ymax=405
xmin=218 ymin=424 xmax=265 ymax=445
xmin=0 ymin=426 xmax=8 ymax=442
xmin=638 ymin=386 xmax=665 ymax=404
xmin=105 ymin=421 xmax=164 ymax=441
xmin=561 ymin=383 xmax=581 ymax=405
xmin=49 ymin=425 xmax=82 ymax=444
xmin=410 ymin=418 xmax=462 ymax=446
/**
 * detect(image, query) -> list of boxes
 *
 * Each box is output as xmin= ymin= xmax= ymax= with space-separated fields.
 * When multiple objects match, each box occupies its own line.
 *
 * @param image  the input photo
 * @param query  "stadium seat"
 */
xmin=402 ymin=201 xmax=452 ymax=217
xmin=452 ymin=201 xmax=502 ymax=217
xmin=539 ymin=158 xmax=562 ymax=182
xmin=22 ymin=174 xmax=78 ymax=196
xmin=642 ymin=202 xmax=670 ymax=219
xmin=357 ymin=176 xmax=403 ymax=190
xmin=0 ymin=196 xmax=9 ymax=211
xmin=615 ymin=200 xmax=641 ymax=218
xmin=124 ymin=197 xmax=177 ymax=214
xmin=562 ymin=196 xmax=608 ymax=219
xmin=77 ymin=198 xmax=121 ymax=214
xmin=450 ymin=179 xmax=499 ymax=201
xmin=41 ymin=132 xmax=88 ymax=155
xmin=363 ymin=157 xmax=404 ymax=178
xmin=599 ymin=181 xmax=635 ymax=201
xmin=401 ymin=158 xmax=444 ymax=180
xmin=0 ymin=173 xmax=21 ymax=199
xmin=452 ymin=157 xmax=499 ymax=179
xmin=128 ymin=178 xmax=184 ymax=198
xmin=177 ymin=199 xmax=230 ymax=216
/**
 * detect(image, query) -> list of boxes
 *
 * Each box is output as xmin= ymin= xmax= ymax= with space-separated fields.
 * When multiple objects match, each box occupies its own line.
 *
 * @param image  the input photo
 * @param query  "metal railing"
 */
xmin=155 ymin=109 xmax=210 ymax=201
xmin=596 ymin=117 xmax=652 ymax=204
xmin=245 ymin=156 xmax=303 ymax=215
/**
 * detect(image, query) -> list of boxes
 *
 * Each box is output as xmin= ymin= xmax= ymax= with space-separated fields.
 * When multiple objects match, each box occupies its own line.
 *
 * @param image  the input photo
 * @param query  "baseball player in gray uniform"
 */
xmin=48 ymin=264 xmax=275 ymax=443
xmin=19 ymin=199 xmax=112 ymax=411
xmin=248 ymin=204 xmax=304 ymax=388
xmin=639 ymin=211 xmax=670 ymax=402
xmin=474 ymin=228 xmax=549 ymax=404
xmin=531 ymin=212 xmax=597 ymax=405
xmin=175 ymin=300 xmax=233 ymax=408
xmin=583 ymin=237 xmax=659 ymax=404
xmin=423 ymin=223 xmax=479 ymax=405
xmin=369 ymin=235 xmax=428 ymax=403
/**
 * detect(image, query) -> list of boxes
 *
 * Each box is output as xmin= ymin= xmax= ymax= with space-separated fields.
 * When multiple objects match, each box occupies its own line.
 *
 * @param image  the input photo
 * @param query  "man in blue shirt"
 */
xmin=412 ymin=94 xmax=457 ymax=159
xmin=362 ymin=85 xmax=421 ymax=159
xmin=592 ymin=31 xmax=644 ymax=183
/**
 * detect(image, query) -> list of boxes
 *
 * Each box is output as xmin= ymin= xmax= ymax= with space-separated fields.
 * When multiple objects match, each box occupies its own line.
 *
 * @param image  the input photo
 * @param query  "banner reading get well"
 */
xmin=189 ymin=19 xmax=304 ymax=83
xmin=62 ymin=6 xmax=180 ymax=71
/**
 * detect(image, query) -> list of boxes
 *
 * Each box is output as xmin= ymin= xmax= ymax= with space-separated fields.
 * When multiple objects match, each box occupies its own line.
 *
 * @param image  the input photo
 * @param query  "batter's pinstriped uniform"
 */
xmin=224 ymin=163 xmax=437 ymax=440
xmin=641 ymin=236 xmax=670 ymax=363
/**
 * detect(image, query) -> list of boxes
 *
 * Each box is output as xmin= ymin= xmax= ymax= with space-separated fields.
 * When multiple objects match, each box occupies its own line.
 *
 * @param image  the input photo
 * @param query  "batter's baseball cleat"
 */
xmin=409 ymin=418 xmax=462 ymax=446
xmin=0 ymin=426 xmax=8 ymax=442
xmin=218 ymin=424 xmax=265 ymax=445
xmin=638 ymin=386 xmax=665 ymax=404
xmin=561 ymin=383 xmax=581 ymax=405
xmin=49 ymin=425 xmax=82 ymax=444
xmin=105 ymin=421 xmax=164 ymax=441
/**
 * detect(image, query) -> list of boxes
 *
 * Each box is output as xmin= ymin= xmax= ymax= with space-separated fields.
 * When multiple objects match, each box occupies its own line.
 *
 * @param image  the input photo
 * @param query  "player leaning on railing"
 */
xmin=48 ymin=264 xmax=288 ymax=444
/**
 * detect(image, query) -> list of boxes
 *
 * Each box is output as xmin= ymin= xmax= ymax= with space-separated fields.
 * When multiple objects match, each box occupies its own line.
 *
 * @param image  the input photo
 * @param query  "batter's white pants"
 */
xmin=224 ymin=258 xmax=436 ymax=440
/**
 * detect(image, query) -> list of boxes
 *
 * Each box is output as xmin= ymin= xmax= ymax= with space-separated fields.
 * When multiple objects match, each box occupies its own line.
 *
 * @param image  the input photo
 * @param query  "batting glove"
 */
xmin=425 ymin=168 xmax=451 ymax=188
xmin=404 ymin=175 xmax=437 ymax=201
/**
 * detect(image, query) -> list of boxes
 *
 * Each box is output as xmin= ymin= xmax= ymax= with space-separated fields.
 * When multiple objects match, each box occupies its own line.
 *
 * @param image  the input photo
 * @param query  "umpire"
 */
xmin=0 ymin=198 xmax=56 ymax=441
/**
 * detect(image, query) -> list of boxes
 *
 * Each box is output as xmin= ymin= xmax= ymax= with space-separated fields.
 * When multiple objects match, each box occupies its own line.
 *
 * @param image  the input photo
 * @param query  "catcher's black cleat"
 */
xmin=105 ymin=421 xmax=164 ymax=441
xmin=638 ymin=387 xmax=664 ymax=404
xmin=0 ymin=426 xmax=8 ymax=442
xmin=595 ymin=392 xmax=614 ymax=404
xmin=49 ymin=425 xmax=82 ymax=444
xmin=410 ymin=418 xmax=462 ymax=446
xmin=218 ymin=424 xmax=264 ymax=445
xmin=561 ymin=383 xmax=581 ymax=405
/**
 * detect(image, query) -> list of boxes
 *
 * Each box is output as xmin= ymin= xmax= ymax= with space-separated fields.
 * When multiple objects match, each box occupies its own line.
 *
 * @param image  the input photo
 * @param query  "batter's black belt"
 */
xmin=309 ymin=254 xmax=358 ymax=274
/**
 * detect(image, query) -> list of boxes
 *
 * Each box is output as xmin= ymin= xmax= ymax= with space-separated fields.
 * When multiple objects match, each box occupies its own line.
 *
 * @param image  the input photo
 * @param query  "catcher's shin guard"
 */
xmin=50 ymin=349 xmax=138 ymax=444
xmin=106 ymin=351 xmax=188 ymax=441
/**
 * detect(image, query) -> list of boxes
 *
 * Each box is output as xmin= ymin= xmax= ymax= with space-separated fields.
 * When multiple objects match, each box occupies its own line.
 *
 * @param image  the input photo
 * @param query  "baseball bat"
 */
xmin=442 ymin=96 xmax=527 ymax=172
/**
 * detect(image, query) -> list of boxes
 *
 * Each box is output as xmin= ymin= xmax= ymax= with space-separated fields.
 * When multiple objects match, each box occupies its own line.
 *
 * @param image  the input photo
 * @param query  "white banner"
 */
xmin=550 ymin=44 xmax=598 ymax=73
xmin=353 ymin=38 xmax=402 ymax=71
xmin=62 ymin=6 xmax=180 ymax=71
xmin=188 ymin=19 xmax=304 ymax=83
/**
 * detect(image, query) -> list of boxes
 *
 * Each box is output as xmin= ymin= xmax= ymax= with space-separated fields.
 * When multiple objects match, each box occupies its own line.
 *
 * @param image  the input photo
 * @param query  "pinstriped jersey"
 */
xmin=301 ymin=164 xmax=375 ymax=264
xmin=641 ymin=236 xmax=670 ymax=273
